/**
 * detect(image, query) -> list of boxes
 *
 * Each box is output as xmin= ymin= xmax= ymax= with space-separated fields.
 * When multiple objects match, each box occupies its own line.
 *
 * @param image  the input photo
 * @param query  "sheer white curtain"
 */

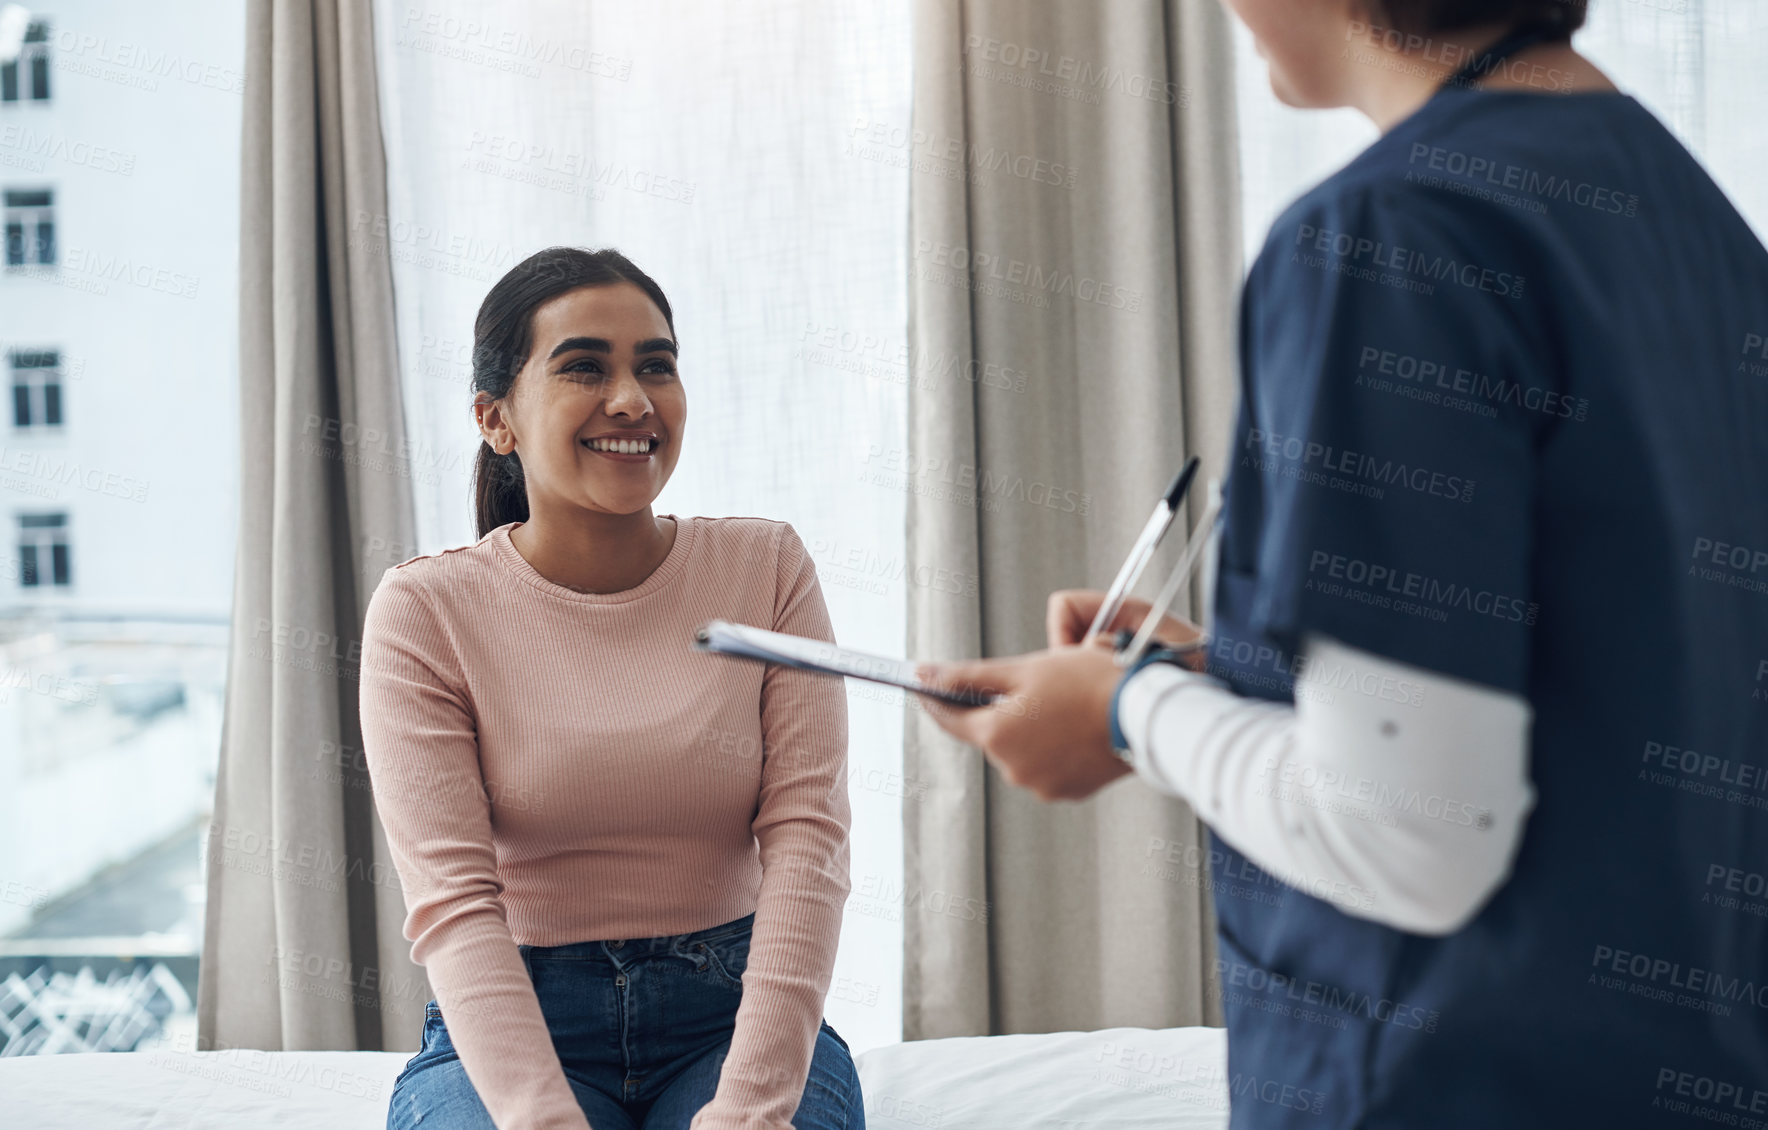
xmin=1233 ymin=0 xmax=1768 ymax=264
xmin=369 ymin=0 xmax=910 ymax=1053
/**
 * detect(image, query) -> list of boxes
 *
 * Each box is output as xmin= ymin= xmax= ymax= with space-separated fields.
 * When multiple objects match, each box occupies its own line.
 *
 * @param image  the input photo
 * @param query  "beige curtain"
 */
xmin=198 ymin=0 xmax=423 ymax=1053
xmin=904 ymin=0 xmax=1242 ymax=1038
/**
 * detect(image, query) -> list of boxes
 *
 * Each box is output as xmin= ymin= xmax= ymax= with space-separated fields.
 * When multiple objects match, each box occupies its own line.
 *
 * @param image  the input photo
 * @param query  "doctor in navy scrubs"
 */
xmin=920 ymin=1 xmax=1768 ymax=1126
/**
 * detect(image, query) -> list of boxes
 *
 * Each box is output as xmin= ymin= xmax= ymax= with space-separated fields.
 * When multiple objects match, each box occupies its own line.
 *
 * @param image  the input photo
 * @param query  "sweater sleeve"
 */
xmin=689 ymin=523 xmax=853 ymax=1130
xmin=359 ymin=569 xmax=592 ymax=1130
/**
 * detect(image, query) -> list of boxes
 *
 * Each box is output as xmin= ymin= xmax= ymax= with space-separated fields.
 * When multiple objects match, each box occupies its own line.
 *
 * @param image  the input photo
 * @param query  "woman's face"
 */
xmin=485 ymin=281 xmax=686 ymax=518
xmin=1221 ymin=0 xmax=1363 ymax=108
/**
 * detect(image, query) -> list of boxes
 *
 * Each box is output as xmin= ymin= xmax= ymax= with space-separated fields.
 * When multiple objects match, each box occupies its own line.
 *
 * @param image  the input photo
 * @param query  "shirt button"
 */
xmin=610 ymin=940 xmax=624 ymax=948
xmin=615 ymin=974 xmax=627 ymax=987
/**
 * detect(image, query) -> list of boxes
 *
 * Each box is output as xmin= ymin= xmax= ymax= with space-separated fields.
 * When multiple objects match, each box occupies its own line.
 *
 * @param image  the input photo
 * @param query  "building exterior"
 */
xmin=0 ymin=0 xmax=242 ymax=1047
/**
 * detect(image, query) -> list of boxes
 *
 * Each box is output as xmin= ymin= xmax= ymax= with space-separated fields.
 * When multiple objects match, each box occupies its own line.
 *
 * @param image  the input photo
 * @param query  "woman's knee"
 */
xmin=797 ymin=1024 xmax=863 ymax=1129
xmin=387 ymin=1055 xmax=498 ymax=1130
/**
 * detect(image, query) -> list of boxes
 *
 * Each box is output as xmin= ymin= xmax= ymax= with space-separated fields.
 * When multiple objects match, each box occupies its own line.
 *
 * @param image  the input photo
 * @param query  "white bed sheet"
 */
xmin=855 ymin=1026 xmax=1230 ymax=1129
xmin=0 ymin=1048 xmax=409 ymax=1128
xmin=0 ymin=1025 xmax=1230 ymax=1129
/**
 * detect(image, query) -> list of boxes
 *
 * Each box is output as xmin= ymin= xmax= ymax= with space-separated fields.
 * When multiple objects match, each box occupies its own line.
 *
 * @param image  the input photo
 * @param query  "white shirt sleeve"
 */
xmin=1115 ymin=633 xmax=1537 ymax=936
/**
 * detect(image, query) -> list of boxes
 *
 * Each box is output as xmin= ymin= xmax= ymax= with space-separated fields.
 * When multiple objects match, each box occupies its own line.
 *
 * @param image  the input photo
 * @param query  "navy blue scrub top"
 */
xmin=1207 ymin=84 xmax=1768 ymax=1127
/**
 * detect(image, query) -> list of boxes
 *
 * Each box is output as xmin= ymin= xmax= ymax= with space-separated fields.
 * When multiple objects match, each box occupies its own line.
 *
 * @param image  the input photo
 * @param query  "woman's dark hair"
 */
xmin=470 ymin=246 xmax=675 ymax=538
xmin=1363 ymin=0 xmax=1588 ymax=36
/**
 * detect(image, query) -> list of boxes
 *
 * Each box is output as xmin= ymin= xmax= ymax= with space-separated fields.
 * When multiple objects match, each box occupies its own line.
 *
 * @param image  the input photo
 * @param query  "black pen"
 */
xmin=1080 ymin=456 xmax=1200 ymax=647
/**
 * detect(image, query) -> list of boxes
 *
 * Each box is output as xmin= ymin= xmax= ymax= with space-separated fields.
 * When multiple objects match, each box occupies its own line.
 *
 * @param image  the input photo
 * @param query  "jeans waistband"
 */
xmin=519 ymin=911 xmax=754 ymax=959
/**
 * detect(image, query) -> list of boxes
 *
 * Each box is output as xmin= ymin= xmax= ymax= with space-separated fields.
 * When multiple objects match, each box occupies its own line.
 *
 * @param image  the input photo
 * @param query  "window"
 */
xmin=10 ymin=350 xmax=63 ymax=429
xmin=0 ymin=0 xmax=238 ymax=1060
xmin=17 ymin=512 xmax=70 ymax=587
xmin=0 ymin=19 xmax=50 ymax=103
xmin=4 ymin=188 xmax=55 ymax=266
xmin=0 ymin=0 xmax=236 ymax=1061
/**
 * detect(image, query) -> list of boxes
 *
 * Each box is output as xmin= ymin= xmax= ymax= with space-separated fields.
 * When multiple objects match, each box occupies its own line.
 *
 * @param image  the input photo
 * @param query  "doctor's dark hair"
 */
xmin=470 ymin=246 xmax=676 ymax=539
xmin=1361 ymin=0 xmax=1588 ymax=36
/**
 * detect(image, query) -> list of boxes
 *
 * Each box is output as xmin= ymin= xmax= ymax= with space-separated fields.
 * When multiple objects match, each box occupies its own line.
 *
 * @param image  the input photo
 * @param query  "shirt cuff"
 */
xmin=1114 ymin=661 xmax=1233 ymax=802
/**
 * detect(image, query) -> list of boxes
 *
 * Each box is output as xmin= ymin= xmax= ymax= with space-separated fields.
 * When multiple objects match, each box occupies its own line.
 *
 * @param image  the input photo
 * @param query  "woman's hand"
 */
xmin=914 ymin=646 xmax=1135 ymax=802
xmin=1047 ymin=589 xmax=1208 ymax=670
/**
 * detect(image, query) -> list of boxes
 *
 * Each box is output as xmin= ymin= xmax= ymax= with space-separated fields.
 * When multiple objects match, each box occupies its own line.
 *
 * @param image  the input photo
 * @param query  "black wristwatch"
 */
xmin=1107 ymin=643 xmax=1197 ymax=764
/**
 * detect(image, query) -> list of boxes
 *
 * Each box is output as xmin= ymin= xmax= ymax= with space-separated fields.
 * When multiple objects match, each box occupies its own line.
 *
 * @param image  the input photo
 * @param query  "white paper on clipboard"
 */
xmin=692 ymin=619 xmax=996 ymax=707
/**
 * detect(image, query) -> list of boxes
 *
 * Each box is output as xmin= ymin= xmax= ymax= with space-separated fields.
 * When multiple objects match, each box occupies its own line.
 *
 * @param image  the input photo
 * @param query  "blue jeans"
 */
xmin=386 ymin=912 xmax=863 ymax=1129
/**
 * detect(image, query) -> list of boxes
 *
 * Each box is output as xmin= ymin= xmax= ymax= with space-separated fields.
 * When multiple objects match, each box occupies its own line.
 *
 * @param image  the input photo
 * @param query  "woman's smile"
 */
xmin=581 ymin=431 xmax=661 ymax=462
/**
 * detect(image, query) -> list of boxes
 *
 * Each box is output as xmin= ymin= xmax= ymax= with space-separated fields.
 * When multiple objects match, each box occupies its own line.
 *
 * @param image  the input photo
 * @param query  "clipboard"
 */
xmin=692 ymin=619 xmax=998 ymax=708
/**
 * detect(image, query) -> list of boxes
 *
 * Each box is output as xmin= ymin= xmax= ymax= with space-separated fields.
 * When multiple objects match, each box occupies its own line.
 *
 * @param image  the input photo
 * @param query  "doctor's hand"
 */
xmin=914 ymin=646 xmax=1135 ymax=802
xmin=1047 ymin=589 xmax=1207 ymax=671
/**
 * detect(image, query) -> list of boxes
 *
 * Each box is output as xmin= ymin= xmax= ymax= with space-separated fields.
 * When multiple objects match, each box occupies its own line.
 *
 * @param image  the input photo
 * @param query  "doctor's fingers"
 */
xmin=916 ymin=660 xmax=1022 ymax=741
xmin=1046 ymin=589 xmax=1170 ymax=648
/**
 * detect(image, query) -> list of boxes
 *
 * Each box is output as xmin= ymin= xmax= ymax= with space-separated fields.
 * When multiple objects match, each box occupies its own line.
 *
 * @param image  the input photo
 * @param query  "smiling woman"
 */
xmin=357 ymin=244 xmax=865 ymax=1130
xmin=469 ymin=248 xmax=682 ymax=530
xmin=468 ymin=249 xmax=688 ymax=595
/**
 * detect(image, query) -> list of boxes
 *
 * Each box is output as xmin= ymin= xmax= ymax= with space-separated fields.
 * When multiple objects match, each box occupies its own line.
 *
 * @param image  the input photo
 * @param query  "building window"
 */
xmin=10 ymin=350 xmax=63 ymax=429
xmin=1 ymin=20 xmax=51 ymax=103
xmin=18 ymin=512 xmax=70 ymax=587
xmin=4 ymin=188 xmax=54 ymax=266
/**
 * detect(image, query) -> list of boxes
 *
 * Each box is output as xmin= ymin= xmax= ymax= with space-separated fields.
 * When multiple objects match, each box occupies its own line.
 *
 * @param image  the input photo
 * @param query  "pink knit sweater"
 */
xmin=358 ymin=516 xmax=852 ymax=1130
